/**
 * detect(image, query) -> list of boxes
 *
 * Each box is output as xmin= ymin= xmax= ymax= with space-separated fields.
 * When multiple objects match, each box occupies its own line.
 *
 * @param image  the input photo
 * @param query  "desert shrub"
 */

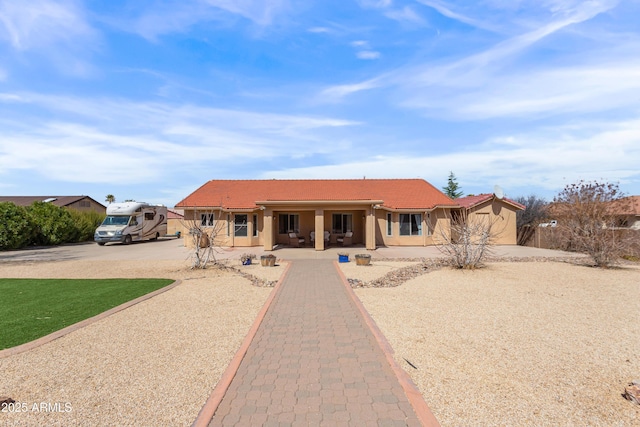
xmin=27 ymin=202 xmax=76 ymax=246
xmin=69 ymin=210 xmax=106 ymax=242
xmin=552 ymin=180 xmax=632 ymax=267
xmin=0 ymin=202 xmax=34 ymax=250
xmin=435 ymin=210 xmax=497 ymax=269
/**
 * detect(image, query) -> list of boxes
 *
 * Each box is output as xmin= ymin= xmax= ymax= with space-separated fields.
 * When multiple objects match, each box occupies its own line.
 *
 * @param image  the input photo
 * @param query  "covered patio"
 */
xmin=259 ymin=200 xmax=383 ymax=251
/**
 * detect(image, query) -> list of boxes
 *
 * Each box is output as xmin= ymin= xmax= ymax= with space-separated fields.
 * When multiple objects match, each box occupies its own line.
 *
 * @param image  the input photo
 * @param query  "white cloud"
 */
xmin=0 ymin=0 xmax=99 ymax=76
xmin=356 ymin=50 xmax=381 ymax=60
xmin=350 ymin=41 xmax=380 ymax=60
xmin=356 ymin=0 xmax=393 ymax=9
xmin=202 ymin=0 xmax=288 ymax=26
xmin=402 ymin=60 xmax=640 ymax=119
xmin=0 ymin=0 xmax=96 ymax=50
xmin=308 ymin=26 xmax=331 ymax=33
xmin=0 ymin=93 xmax=360 ymax=184
xmin=320 ymin=0 xmax=624 ymax=117
xmin=406 ymin=1 xmax=615 ymax=87
xmin=384 ymin=6 xmax=427 ymax=25
xmin=318 ymin=78 xmax=383 ymax=101
xmin=262 ymin=116 xmax=640 ymax=197
xmin=415 ymin=0 xmax=500 ymax=32
xmin=123 ymin=0 xmax=290 ymax=40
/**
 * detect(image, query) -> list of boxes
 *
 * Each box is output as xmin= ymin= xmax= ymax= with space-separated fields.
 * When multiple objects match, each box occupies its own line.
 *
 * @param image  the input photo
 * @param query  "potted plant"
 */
xmin=240 ymin=253 xmax=255 ymax=265
xmin=355 ymin=253 xmax=371 ymax=266
xmin=260 ymin=254 xmax=277 ymax=267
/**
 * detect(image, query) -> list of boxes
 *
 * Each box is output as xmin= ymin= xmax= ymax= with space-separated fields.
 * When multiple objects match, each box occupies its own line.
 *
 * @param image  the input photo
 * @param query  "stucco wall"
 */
xmin=68 ymin=198 xmax=106 ymax=214
xmin=466 ymin=199 xmax=519 ymax=245
xmin=375 ymin=208 xmax=451 ymax=247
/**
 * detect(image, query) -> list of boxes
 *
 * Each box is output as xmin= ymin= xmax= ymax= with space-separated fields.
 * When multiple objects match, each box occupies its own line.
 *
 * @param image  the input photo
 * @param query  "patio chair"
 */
xmin=337 ymin=231 xmax=353 ymax=247
xmin=324 ymin=231 xmax=331 ymax=246
xmin=310 ymin=231 xmax=315 ymax=246
xmin=289 ymin=232 xmax=305 ymax=247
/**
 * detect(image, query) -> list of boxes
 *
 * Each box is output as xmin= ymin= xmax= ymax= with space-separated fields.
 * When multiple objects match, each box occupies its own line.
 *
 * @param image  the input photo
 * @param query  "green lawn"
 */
xmin=0 ymin=278 xmax=174 ymax=350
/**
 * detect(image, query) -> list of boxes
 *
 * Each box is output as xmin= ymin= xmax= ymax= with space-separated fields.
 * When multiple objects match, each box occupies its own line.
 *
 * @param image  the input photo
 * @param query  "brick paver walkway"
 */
xmin=208 ymin=259 xmax=424 ymax=426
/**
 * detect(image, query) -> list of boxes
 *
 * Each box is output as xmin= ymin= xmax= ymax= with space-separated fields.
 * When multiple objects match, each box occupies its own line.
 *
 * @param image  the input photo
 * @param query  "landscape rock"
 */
xmin=623 ymin=383 xmax=640 ymax=405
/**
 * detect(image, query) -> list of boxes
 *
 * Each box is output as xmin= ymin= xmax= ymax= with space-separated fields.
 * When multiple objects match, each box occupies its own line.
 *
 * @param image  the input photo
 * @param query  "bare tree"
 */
xmin=435 ymin=209 xmax=500 ymax=269
xmin=180 ymin=209 xmax=226 ymax=269
xmin=514 ymin=194 xmax=548 ymax=246
xmin=552 ymin=180 xmax=632 ymax=267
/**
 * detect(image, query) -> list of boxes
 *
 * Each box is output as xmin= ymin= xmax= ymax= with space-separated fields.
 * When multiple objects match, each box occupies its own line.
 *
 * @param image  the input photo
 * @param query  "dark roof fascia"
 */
xmin=255 ymin=199 xmax=385 ymax=207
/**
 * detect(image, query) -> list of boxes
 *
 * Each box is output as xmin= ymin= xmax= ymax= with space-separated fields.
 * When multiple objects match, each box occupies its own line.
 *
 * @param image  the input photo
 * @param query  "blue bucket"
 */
xmin=338 ymin=254 xmax=349 ymax=263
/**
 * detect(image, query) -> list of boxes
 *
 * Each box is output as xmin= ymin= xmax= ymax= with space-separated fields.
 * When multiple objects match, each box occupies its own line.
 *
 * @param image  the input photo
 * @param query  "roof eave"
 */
xmin=255 ymin=200 xmax=385 ymax=206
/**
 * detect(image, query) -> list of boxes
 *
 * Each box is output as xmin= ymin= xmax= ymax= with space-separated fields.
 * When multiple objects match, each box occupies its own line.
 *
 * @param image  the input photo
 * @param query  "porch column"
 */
xmin=263 ymin=208 xmax=274 ymax=251
xmin=366 ymin=206 xmax=376 ymax=250
xmin=315 ymin=209 xmax=324 ymax=251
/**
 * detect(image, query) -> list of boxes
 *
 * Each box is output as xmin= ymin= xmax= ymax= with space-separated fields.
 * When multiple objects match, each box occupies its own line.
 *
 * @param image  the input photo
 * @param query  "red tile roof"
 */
xmin=456 ymin=193 xmax=525 ymax=210
xmin=610 ymin=195 xmax=640 ymax=215
xmin=0 ymin=195 xmax=105 ymax=209
xmin=167 ymin=209 xmax=184 ymax=219
xmin=175 ymin=179 xmax=458 ymax=210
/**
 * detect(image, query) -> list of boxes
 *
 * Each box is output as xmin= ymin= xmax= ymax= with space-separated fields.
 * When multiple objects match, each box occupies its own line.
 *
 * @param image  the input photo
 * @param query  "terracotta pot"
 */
xmin=355 ymin=254 xmax=371 ymax=266
xmin=261 ymin=255 xmax=276 ymax=267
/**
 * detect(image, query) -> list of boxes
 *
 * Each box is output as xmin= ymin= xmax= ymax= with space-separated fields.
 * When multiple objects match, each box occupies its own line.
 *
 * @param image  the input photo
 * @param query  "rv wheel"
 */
xmin=124 ymin=235 xmax=132 ymax=245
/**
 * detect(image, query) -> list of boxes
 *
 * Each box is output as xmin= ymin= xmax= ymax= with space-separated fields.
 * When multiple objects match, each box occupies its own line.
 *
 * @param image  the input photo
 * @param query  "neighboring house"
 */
xmin=454 ymin=194 xmax=525 ymax=245
xmin=167 ymin=209 xmax=185 ymax=236
xmin=0 ymin=196 xmax=106 ymax=214
xmin=175 ymin=179 xmax=460 ymax=250
xmin=611 ymin=196 xmax=640 ymax=229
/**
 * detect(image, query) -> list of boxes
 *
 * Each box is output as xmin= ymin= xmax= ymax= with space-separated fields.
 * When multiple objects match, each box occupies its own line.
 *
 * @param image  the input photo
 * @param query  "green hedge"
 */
xmin=0 ymin=202 xmax=105 ymax=250
xmin=0 ymin=202 xmax=33 ymax=250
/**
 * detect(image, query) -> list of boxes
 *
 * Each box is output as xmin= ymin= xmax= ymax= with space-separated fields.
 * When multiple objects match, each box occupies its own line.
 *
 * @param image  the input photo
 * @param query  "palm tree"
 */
xmin=105 ymin=194 xmax=115 ymax=204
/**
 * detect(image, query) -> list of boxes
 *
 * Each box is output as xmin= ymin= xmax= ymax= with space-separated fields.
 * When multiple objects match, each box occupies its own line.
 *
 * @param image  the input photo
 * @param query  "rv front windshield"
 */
xmin=102 ymin=215 xmax=131 ymax=226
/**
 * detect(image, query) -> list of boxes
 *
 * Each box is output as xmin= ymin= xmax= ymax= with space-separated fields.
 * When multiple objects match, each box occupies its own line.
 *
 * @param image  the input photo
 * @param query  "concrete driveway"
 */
xmin=0 ymin=238 xmax=582 ymax=263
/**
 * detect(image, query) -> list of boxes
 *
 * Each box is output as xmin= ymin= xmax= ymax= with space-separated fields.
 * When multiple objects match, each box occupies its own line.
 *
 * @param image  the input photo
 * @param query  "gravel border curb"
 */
xmin=191 ymin=262 xmax=292 ymax=427
xmin=0 ymin=279 xmax=181 ymax=359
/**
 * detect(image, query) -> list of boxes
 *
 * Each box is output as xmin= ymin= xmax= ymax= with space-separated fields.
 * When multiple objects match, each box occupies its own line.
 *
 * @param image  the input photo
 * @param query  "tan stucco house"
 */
xmin=0 ymin=195 xmax=106 ymax=214
xmin=455 ymin=194 xmax=525 ymax=245
xmin=177 ymin=178 xmax=509 ymax=251
xmin=612 ymin=196 xmax=640 ymax=229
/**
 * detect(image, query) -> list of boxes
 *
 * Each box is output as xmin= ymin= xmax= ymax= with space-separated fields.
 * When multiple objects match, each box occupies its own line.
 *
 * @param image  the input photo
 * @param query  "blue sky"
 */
xmin=1 ymin=0 xmax=639 ymax=207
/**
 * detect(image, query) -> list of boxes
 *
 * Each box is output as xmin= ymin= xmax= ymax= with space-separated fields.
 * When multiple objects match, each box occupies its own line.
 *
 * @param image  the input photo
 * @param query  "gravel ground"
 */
xmin=0 ymin=259 xmax=284 ymax=426
xmin=3 ymin=255 xmax=639 ymax=426
xmin=345 ymin=261 xmax=640 ymax=426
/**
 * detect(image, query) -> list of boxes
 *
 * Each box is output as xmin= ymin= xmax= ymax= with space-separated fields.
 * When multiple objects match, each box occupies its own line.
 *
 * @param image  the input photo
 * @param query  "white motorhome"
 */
xmin=94 ymin=202 xmax=168 ymax=245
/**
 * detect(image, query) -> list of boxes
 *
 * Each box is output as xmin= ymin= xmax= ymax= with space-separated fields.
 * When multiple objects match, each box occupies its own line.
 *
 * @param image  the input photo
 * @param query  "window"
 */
xmin=278 ymin=214 xmax=299 ymax=234
xmin=145 ymin=212 xmax=155 ymax=221
xmin=201 ymin=213 xmax=215 ymax=227
xmin=616 ymin=217 xmax=629 ymax=228
xmin=235 ymin=214 xmax=248 ymax=237
xmin=386 ymin=213 xmax=392 ymax=236
xmin=332 ymin=213 xmax=353 ymax=234
xmin=253 ymin=214 xmax=258 ymax=237
xmin=79 ymin=200 xmax=90 ymax=208
xmin=426 ymin=212 xmax=431 ymax=236
xmin=399 ymin=213 xmax=422 ymax=236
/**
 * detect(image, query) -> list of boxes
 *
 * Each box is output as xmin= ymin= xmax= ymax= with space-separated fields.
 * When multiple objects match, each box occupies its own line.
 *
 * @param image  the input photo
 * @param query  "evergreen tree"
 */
xmin=442 ymin=172 xmax=463 ymax=199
